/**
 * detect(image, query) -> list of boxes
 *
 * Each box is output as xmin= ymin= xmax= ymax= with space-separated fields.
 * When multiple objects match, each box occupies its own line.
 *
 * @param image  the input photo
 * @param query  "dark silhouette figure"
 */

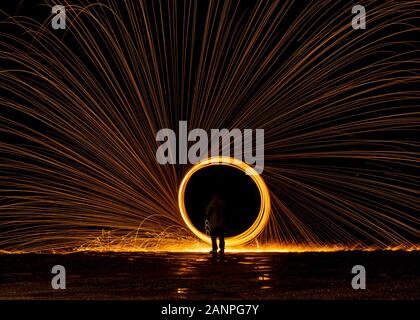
xmin=206 ymin=194 xmax=225 ymax=254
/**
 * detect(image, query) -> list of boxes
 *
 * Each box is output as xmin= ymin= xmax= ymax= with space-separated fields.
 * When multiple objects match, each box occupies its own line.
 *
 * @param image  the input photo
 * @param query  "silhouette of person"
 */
xmin=206 ymin=193 xmax=225 ymax=254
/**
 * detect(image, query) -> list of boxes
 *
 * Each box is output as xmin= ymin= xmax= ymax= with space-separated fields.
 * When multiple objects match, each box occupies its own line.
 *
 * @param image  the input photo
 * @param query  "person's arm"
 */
xmin=205 ymin=200 xmax=214 ymax=216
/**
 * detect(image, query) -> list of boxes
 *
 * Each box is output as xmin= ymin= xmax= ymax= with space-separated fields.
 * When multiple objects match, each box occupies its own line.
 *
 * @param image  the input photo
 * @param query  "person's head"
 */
xmin=211 ymin=191 xmax=223 ymax=202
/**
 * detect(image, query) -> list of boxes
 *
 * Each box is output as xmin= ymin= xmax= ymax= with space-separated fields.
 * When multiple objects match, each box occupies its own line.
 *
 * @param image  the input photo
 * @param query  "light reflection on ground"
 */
xmin=0 ymin=251 xmax=419 ymax=299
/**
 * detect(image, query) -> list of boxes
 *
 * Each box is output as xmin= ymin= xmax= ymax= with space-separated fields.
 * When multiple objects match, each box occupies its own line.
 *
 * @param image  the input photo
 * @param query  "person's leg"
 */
xmin=210 ymin=230 xmax=217 ymax=252
xmin=219 ymin=229 xmax=225 ymax=253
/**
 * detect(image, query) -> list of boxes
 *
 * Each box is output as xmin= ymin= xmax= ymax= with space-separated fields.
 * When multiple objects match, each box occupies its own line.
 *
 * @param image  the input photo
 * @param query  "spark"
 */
xmin=0 ymin=0 xmax=419 ymax=253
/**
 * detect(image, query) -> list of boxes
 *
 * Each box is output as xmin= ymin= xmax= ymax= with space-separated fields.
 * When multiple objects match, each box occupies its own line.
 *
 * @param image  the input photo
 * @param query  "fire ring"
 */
xmin=178 ymin=156 xmax=271 ymax=247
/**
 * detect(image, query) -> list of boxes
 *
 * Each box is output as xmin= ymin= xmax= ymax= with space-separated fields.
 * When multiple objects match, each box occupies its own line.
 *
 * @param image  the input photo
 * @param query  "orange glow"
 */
xmin=1 ymin=238 xmax=420 ymax=254
xmin=178 ymin=156 xmax=271 ymax=247
xmin=77 ymin=241 xmax=420 ymax=253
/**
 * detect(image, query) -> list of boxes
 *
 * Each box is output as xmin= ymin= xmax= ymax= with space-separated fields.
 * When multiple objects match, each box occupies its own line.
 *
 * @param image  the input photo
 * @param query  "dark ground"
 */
xmin=0 ymin=251 xmax=419 ymax=299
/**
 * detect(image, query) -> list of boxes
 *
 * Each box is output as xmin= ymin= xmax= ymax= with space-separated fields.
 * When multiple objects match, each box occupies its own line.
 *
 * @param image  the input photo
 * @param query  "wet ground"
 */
xmin=0 ymin=251 xmax=419 ymax=299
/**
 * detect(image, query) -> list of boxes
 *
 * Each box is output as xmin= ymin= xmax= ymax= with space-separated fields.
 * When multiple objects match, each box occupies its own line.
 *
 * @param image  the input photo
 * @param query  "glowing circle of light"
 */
xmin=178 ymin=156 xmax=271 ymax=247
